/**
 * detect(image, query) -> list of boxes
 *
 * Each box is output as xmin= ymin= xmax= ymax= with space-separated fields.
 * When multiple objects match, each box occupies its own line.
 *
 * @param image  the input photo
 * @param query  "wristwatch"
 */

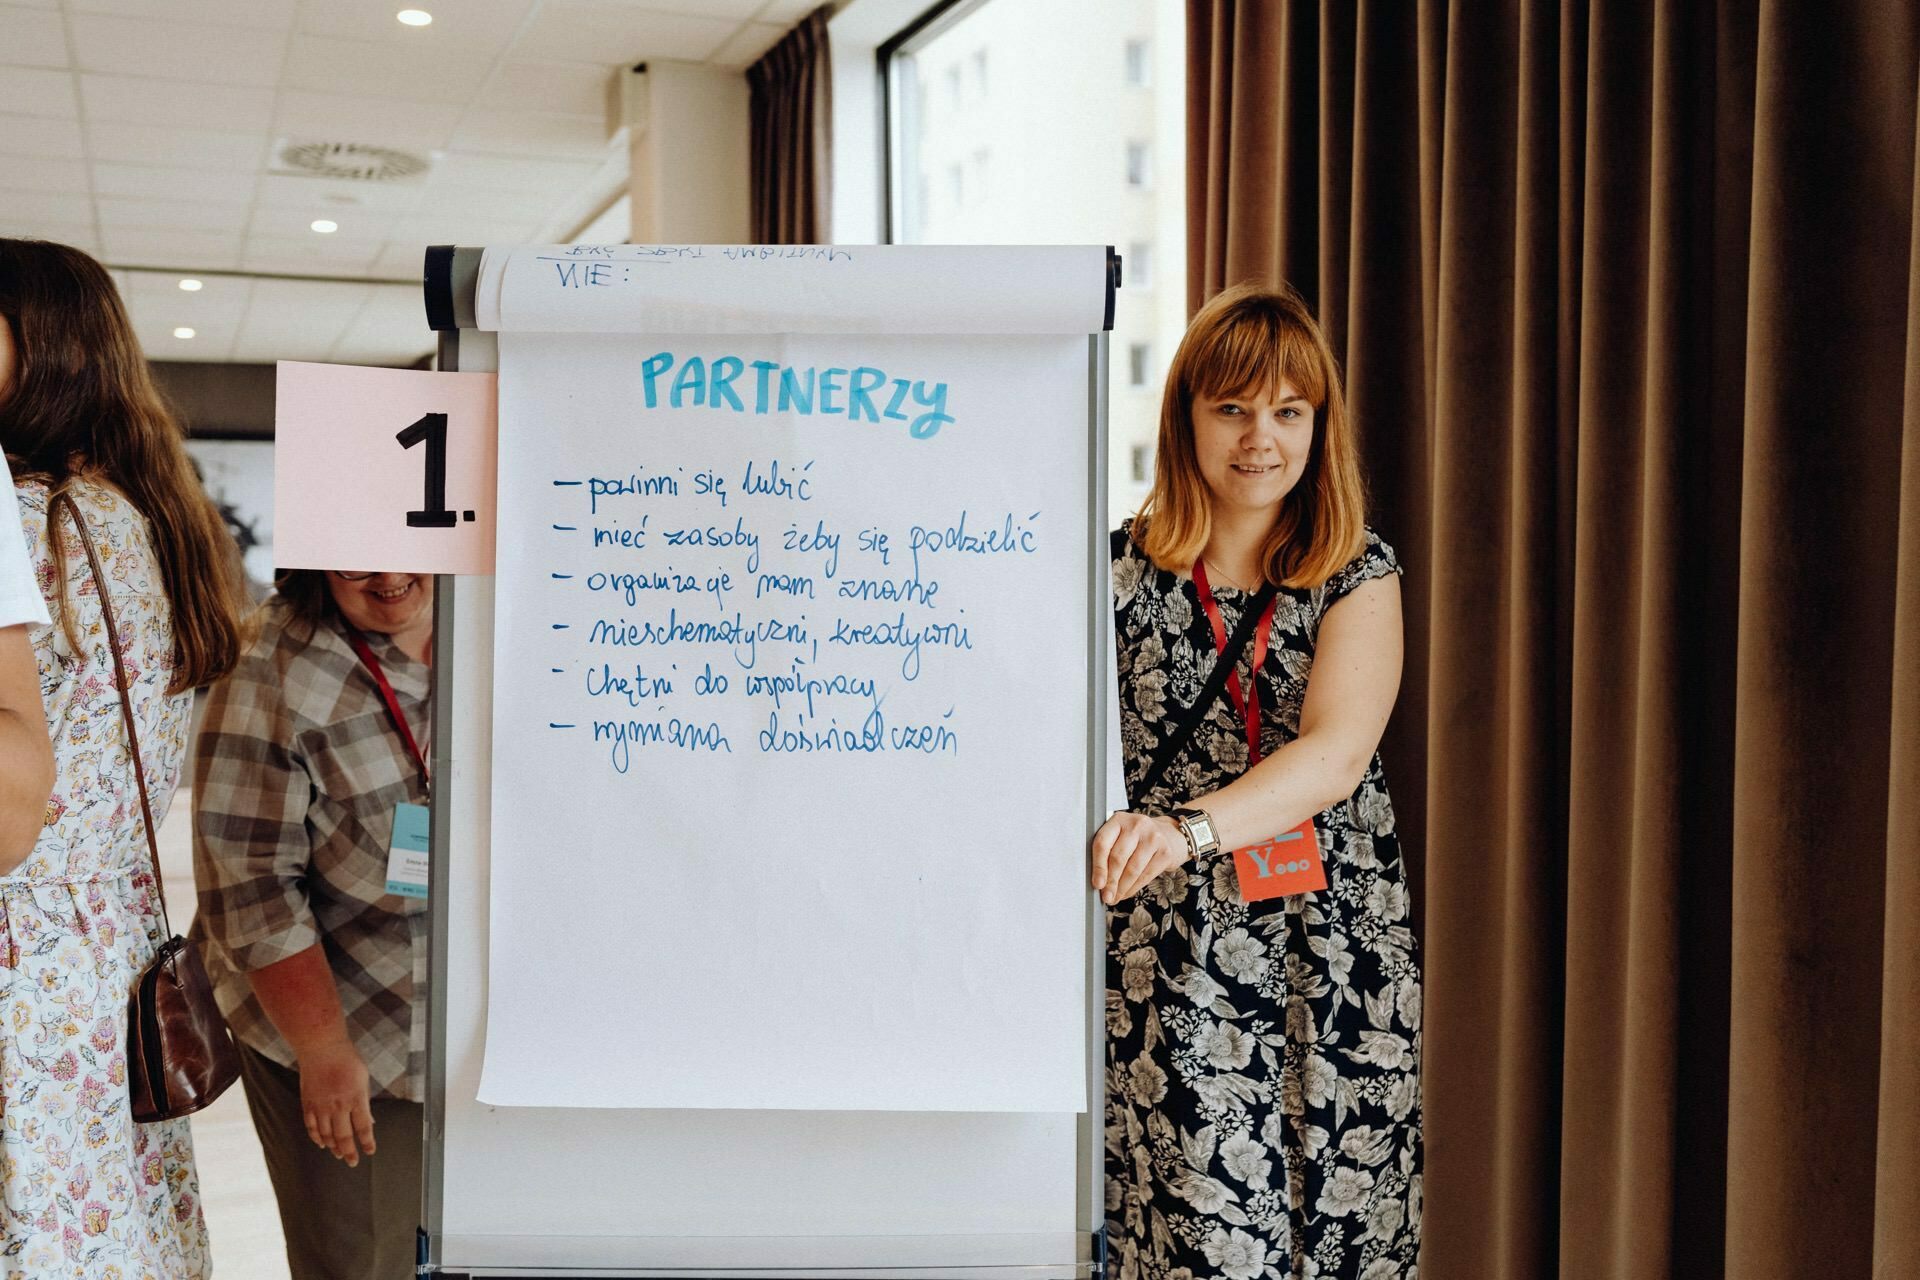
xmin=1171 ymin=807 xmax=1220 ymax=860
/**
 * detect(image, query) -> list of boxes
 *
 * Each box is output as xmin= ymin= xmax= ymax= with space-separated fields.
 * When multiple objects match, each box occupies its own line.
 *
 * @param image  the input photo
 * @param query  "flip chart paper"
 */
xmin=474 ymin=243 xmax=1111 ymax=335
xmin=478 ymin=328 xmax=1091 ymax=1111
xmin=273 ymin=361 xmax=497 ymax=574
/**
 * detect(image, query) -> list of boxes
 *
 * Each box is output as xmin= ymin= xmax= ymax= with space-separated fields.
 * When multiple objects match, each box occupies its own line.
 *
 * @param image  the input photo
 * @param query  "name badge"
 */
xmin=386 ymin=802 xmax=431 ymax=899
xmin=1232 ymin=818 xmax=1328 ymax=901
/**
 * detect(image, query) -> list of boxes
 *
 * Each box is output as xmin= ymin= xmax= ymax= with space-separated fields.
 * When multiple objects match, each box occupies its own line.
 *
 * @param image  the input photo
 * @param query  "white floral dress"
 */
xmin=0 ymin=480 xmax=209 ymax=1279
xmin=1107 ymin=523 xmax=1422 ymax=1280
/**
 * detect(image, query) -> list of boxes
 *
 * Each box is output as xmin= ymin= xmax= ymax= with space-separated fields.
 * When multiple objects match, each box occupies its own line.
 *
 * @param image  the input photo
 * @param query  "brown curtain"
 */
xmin=1187 ymin=2 xmax=1920 ymax=1277
xmin=747 ymin=5 xmax=833 ymax=244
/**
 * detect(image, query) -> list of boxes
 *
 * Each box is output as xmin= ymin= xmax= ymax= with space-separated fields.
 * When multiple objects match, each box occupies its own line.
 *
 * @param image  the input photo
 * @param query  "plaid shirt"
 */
xmin=190 ymin=600 xmax=430 ymax=1101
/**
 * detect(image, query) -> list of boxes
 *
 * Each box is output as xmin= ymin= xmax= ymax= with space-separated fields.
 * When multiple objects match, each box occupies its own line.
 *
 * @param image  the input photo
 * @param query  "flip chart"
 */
xmin=475 ymin=246 xmax=1100 ymax=1112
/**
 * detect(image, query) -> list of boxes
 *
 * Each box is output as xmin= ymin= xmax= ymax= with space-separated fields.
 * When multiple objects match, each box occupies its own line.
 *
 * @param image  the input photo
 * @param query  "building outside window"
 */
xmin=888 ymin=0 xmax=1186 ymax=519
xmin=1129 ymin=342 xmax=1152 ymax=387
xmin=1129 ymin=239 xmax=1153 ymax=289
xmin=1126 ymin=140 xmax=1152 ymax=189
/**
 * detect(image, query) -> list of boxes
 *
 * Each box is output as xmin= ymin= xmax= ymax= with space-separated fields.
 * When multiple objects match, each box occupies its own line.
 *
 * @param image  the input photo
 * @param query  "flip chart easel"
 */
xmin=417 ymin=244 xmax=1115 ymax=1278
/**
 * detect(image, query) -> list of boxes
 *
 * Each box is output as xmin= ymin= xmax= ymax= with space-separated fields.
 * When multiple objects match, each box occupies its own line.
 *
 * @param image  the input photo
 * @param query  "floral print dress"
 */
xmin=0 ymin=480 xmax=209 ymax=1279
xmin=1107 ymin=523 xmax=1422 ymax=1280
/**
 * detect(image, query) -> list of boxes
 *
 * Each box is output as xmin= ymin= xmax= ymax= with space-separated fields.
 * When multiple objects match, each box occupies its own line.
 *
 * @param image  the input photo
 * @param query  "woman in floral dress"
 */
xmin=1091 ymin=284 xmax=1422 ymax=1279
xmin=0 ymin=239 xmax=248 ymax=1278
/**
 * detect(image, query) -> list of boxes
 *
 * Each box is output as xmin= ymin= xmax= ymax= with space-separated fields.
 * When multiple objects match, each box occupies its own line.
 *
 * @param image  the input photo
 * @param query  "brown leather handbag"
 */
xmin=53 ymin=492 xmax=241 ymax=1122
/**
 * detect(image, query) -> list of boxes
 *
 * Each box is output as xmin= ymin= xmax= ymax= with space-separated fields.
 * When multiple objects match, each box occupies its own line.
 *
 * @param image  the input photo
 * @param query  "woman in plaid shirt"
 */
xmin=192 ymin=566 xmax=432 ymax=1280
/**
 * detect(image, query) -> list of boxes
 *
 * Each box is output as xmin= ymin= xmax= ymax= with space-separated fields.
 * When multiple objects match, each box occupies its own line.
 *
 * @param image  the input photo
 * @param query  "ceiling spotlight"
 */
xmin=310 ymin=219 xmax=339 ymax=234
xmin=178 ymin=278 xmax=202 ymax=292
xmin=173 ymin=327 xmax=196 ymax=339
xmin=397 ymin=9 xmax=432 ymax=25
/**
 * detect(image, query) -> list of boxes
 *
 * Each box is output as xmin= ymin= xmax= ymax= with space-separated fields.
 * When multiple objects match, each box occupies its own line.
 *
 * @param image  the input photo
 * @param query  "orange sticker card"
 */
xmin=1232 ymin=818 xmax=1327 ymax=901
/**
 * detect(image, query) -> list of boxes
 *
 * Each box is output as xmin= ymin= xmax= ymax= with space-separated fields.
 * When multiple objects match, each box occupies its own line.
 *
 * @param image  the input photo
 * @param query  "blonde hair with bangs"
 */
xmin=1135 ymin=282 xmax=1368 ymax=589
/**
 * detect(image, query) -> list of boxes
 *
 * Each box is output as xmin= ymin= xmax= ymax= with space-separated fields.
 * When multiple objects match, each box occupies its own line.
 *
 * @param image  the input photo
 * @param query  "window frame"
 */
xmin=877 ymin=0 xmax=996 ymax=244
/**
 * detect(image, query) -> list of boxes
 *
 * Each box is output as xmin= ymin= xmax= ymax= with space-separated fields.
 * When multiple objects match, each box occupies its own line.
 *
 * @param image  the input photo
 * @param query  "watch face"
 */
xmin=1190 ymin=815 xmax=1216 ymax=845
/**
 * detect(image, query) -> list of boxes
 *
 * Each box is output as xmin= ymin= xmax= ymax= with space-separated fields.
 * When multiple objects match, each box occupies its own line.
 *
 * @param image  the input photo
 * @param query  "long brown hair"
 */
xmin=0 ymin=238 xmax=247 ymax=691
xmin=1136 ymin=282 xmax=1369 ymax=588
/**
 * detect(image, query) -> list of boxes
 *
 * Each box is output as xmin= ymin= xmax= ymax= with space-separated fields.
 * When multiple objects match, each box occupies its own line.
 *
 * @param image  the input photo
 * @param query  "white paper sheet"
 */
xmin=475 ymin=243 xmax=1111 ymax=335
xmin=479 ymin=327 xmax=1092 ymax=1111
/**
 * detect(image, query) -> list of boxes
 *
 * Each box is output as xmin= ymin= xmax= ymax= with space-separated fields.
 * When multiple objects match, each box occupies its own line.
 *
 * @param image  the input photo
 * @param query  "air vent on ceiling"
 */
xmin=270 ymin=140 xmax=432 ymax=182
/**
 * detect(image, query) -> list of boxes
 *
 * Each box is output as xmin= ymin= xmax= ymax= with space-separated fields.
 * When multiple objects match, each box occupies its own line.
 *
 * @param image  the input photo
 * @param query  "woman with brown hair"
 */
xmin=0 ymin=238 xmax=249 ymax=1276
xmin=1091 ymin=283 xmax=1422 ymax=1278
xmin=192 ymin=566 xmax=432 ymax=1280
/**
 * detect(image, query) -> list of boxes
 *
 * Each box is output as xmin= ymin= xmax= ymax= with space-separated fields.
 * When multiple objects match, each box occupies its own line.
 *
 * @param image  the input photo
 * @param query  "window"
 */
xmin=885 ymin=0 xmax=1185 ymax=516
xmin=1129 ymin=240 xmax=1153 ymax=289
xmin=1129 ymin=343 xmax=1152 ymax=388
xmin=1126 ymin=141 xmax=1152 ymax=189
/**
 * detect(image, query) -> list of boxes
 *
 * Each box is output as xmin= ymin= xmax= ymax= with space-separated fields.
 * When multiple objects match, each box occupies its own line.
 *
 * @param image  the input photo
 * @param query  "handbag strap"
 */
xmin=1133 ymin=578 xmax=1279 ymax=803
xmin=49 ymin=491 xmax=171 ymax=935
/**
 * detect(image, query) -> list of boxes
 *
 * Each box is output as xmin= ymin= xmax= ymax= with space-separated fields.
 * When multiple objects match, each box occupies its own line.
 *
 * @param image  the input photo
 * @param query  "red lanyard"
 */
xmin=1192 ymin=560 xmax=1278 ymax=766
xmin=345 ymin=630 xmax=430 ymax=787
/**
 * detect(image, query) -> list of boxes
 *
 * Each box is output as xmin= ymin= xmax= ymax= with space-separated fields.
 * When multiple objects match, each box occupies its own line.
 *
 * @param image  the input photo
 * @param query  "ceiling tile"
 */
xmin=755 ymin=0 xmax=830 ymax=21
xmin=482 ymin=60 xmax=609 ymax=117
xmin=388 ymin=211 xmax=541 ymax=245
xmin=97 ymin=196 xmax=250 ymax=233
xmin=68 ymin=0 xmax=296 ymax=30
xmin=708 ymin=20 xmax=786 ymax=69
xmin=69 ymin=13 xmax=286 ymax=87
xmin=98 ymin=227 xmax=243 ymax=268
xmin=92 ymin=161 xmax=258 ymax=204
xmin=246 ymin=276 xmax=371 ymax=320
xmin=329 ymin=284 xmax=434 ymax=365
xmin=273 ymin=89 xmax=461 ymax=152
xmin=282 ymin=34 xmax=497 ymax=105
xmin=510 ymin=3 xmax=738 ymax=64
xmin=255 ymin=173 xmax=429 ymax=218
xmin=248 ymin=204 xmax=396 ymax=242
xmin=80 ymin=74 xmax=276 ymax=131
xmin=241 ymin=233 xmax=382 ymax=273
xmin=0 ymin=221 xmax=97 ymax=253
xmin=0 ymin=113 xmax=83 ymax=159
xmin=413 ymin=176 xmax=561 ymax=221
xmin=0 ymin=67 xmax=78 ymax=118
xmin=86 ymin=121 xmax=269 ymax=170
xmin=117 ymin=268 xmax=250 ymax=304
xmin=6 ymin=154 xmax=89 ymax=194
xmin=232 ymin=277 xmax=373 ymax=361
xmin=126 ymin=284 xmax=249 ymax=329
xmin=0 ymin=190 xmax=93 ymax=224
xmin=137 ymin=307 xmax=239 ymax=361
xmin=295 ymin=0 xmax=534 ymax=50
xmin=451 ymin=110 xmax=608 ymax=159
xmin=0 ymin=5 xmax=70 ymax=69
xmin=431 ymin=151 xmax=598 ymax=192
xmin=369 ymin=240 xmax=431 ymax=280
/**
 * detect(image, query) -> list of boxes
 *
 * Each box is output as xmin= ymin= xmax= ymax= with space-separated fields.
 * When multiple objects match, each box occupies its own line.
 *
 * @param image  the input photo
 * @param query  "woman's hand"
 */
xmin=1090 ymin=811 xmax=1193 ymax=905
xmin=297 ymin=1039 xmax=376 ymax=1166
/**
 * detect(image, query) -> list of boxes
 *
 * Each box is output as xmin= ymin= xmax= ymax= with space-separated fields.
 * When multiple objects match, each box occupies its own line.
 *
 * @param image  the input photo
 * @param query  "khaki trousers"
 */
xmin=235 ymin=1042 xmax=424 ymax=1280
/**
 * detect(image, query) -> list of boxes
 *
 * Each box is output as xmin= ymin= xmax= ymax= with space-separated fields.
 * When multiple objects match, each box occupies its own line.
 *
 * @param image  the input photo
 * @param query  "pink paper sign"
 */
xmin=274 ymin=361 xmax=498 ymax=575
